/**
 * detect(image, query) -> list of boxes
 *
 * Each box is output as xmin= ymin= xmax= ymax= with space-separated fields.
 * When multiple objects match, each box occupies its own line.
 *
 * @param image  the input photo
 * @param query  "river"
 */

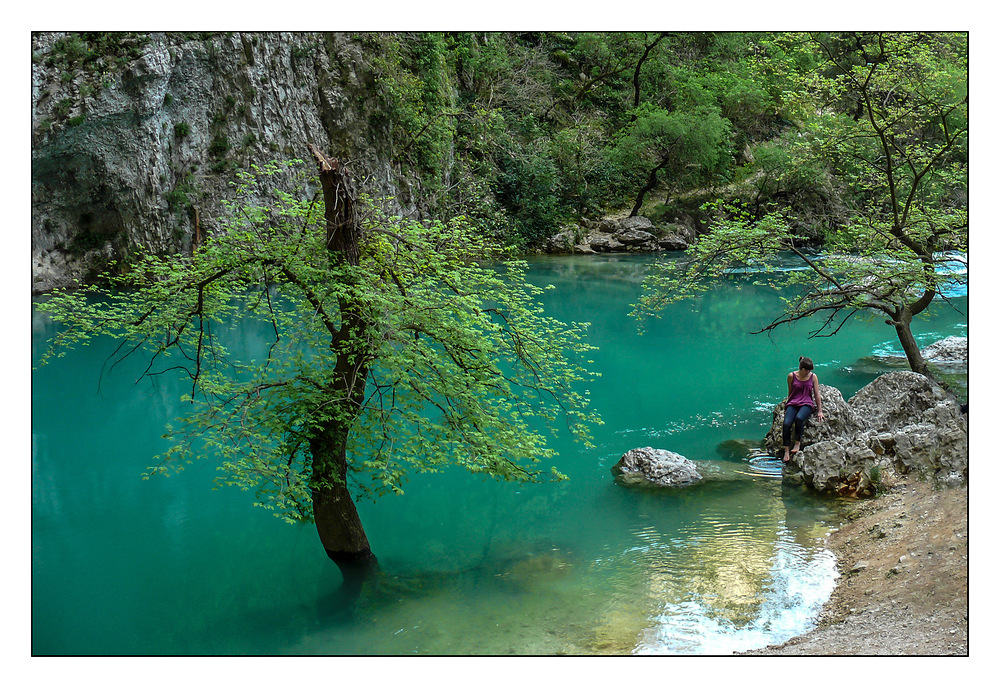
xmin=30 ymin=253 xmax=968 ymax=655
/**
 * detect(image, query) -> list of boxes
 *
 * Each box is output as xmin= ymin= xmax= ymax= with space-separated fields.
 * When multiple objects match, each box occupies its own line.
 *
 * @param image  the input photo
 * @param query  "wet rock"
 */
xmin=715 ymin=438 xmax=761 ymax=460
xmin=611 ymin=447 xmax=702 ymax=488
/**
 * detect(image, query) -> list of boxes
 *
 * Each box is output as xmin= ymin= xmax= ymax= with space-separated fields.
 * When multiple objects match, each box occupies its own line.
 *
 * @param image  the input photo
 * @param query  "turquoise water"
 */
xmin=31 ymin=253 xmax=967 ymax=655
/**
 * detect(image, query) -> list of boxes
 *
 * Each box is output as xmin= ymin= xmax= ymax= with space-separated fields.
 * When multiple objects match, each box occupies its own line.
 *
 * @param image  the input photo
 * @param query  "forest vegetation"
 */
xmin=351 ymin=32 xmax=966 ymax=252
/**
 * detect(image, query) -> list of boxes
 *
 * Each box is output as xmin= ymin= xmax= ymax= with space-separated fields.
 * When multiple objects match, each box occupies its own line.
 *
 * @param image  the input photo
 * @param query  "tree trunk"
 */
xmin=310 ymin=424 xmax=377 ymax=593
xmin=630 ymin=156 xmax=670 ymax=217
xmin=631 ymin=32 xmax=667 ymax=112
xmin=307 ymin=144 xmax=378 ymax=597
xmin=893 ymin=312 xmax=931 ymax=378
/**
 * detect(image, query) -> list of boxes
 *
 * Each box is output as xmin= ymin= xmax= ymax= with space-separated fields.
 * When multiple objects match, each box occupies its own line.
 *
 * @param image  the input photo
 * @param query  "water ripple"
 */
xmin=745 ymin=454 xmax=784 ymax=478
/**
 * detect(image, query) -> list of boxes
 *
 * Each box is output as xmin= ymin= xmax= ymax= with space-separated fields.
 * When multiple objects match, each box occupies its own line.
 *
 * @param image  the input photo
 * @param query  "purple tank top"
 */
xmin=787 ymin=372 xmax=815 ymax=408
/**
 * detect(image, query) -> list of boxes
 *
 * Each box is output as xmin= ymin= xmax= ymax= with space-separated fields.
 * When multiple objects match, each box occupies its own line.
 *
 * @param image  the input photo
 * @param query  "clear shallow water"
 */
xmin=31 ymin=253 xmax=967 ymax=655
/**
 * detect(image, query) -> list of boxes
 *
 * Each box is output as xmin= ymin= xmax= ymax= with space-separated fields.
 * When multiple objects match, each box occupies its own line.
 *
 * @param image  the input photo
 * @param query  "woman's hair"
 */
xmin=798 ymin=356 xmax=814 ymax=371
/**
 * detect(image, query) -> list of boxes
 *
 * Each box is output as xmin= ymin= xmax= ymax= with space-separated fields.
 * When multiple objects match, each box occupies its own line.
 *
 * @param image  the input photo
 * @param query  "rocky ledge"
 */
xmin=545 ymin=215 xmax=694 ymax=255
xmin=613 ymin=367 xmax=968 ymax=498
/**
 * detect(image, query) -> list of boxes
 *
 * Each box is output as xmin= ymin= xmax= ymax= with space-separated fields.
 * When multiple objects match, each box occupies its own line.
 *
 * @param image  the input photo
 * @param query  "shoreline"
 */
xmin=741 ymin=477 xmax=968 ymax=655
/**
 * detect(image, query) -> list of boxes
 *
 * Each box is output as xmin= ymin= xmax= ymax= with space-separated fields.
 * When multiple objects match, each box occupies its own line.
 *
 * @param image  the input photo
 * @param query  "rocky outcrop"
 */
xmin=848 ymin=370 xmax=956 ymax=434
xmin=921 ymin=336 xmax=967 ymax=363
xmin=611 ymin=447 xmax=702 ymax=488
xmin=31 ymin=32 xmax=416 ymax=293
xmin=763 ymin=384 xmax=867 ymax=451
xmin=768 ymin=372 xmax=968 ymax=496
xmin=545 ymin=215 xmax=695 ymax=255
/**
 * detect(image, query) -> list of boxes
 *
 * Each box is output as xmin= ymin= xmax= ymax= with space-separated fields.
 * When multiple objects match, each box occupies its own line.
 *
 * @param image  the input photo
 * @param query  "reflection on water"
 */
xmin=31 ymin=253 xmax=966 ymax=655
xmin=635 ymin=535 xmax=838 ymax=655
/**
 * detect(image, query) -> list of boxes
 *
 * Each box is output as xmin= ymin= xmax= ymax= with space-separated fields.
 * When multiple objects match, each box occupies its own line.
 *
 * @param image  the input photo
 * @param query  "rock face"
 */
xmin=611 ymin=447 xmax=702 ymax=488
xmin=766 ymin=371 xmax=968 ymax=496
xmin=31 ymin=32 xmax=417 ymax=293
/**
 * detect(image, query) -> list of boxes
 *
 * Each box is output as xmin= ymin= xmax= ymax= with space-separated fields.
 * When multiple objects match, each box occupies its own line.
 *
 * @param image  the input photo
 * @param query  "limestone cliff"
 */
xmin=31 ymin=32 xmax=422 ymax=293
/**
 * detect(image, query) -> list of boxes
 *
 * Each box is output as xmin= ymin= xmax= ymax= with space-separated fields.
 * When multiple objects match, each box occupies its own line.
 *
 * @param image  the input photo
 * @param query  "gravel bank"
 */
xmin=742 ymin=478 xmax=968 ymax=655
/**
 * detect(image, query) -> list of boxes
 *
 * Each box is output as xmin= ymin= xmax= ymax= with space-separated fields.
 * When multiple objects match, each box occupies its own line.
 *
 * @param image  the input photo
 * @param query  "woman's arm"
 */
xmin=813 ymin=374 xmax=824 ymax=420
xmin=786 ymin=372 xmax=793 ymax=401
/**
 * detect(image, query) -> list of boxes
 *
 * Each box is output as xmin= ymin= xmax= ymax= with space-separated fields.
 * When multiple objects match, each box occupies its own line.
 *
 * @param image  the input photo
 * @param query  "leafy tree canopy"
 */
xmin=38 ymin=159 xmax=602 ymax=524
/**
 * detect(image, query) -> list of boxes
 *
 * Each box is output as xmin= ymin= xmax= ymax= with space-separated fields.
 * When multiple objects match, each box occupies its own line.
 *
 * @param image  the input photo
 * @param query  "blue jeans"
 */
xmin=782 ymin=404 xmax=813 ymax=447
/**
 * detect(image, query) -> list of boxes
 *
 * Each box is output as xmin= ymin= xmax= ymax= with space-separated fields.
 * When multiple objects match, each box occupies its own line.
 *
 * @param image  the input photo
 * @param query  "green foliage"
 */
xmin=550 ymin=120 xmax=607 ymax=216
xmin=45 ymin=32 xmax=149 ymax=73
xmin=633 ymin=201 xmax=789 ymax=324
xmin=866 ymin=463 xmax=888 ymax=496
xmin=608 ymin=103 xmax=732 ymax=208
xmin=53 ymin=98 xmax=74 ymax=118
xmin=360 ymin=32 xmax=788 ymax=246
xmin=495 ymin=136 xmax=567 ymax=247
xmin=370 ymin=33 xmax=457 ymax=187
xmin=37 ymin=160 xmax=601 ymax=523
xmin=634 ymin=32 xmax=968 ymax=371
xmin=208 ymin=132 xmax=230 ymax=157
xmin=173 ymin=121 xmax=191 ymax=139
xmin=165 ymin=173 xmax=198 ymax=218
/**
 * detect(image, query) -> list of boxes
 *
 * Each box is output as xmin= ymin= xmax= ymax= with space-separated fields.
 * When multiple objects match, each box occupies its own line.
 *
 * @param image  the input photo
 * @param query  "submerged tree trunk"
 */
xmin=307 ymin=144 xmax=378 ymax=598
xmin=310 ymin=425 xmax=376 ymax=592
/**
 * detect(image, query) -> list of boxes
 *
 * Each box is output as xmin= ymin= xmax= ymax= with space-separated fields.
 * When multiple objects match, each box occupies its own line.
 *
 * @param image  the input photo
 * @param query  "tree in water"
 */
xmin=37 ymin=147 xmax=601 ymax=604
xmin=633 ymin=32 xmax=967 ymax=379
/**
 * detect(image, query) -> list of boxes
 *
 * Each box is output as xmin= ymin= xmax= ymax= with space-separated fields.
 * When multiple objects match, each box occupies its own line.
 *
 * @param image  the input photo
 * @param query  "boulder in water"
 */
xmin=921 ymin=336 xmax=968 ymax=364
xmin=612 ymin=447 xmax=702 ymax=488
xmin=715 ymin=438 xmax=761 ymax=461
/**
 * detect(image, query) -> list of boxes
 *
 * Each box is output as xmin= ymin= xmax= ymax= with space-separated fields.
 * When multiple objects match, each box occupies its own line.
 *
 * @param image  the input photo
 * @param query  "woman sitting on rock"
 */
xmin=782 ymin=356 xmax=825 ymax=463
